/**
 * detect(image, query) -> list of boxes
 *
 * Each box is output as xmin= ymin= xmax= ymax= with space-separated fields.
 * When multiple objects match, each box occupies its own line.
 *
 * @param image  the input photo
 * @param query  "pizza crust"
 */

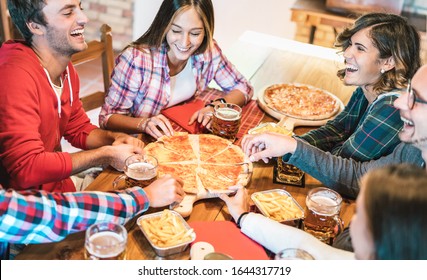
xmin=263 ymin=83 xmax=341 ymax=120
xmin=144 ymin=133 xmax=252 ymax=194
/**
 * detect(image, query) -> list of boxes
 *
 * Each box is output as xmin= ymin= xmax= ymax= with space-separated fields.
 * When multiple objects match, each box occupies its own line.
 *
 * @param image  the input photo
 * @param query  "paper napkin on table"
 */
xmin=189 ymin=221 xmax=270 ymax=260
xmin=162 ymin=100 xmax=206 ymax=134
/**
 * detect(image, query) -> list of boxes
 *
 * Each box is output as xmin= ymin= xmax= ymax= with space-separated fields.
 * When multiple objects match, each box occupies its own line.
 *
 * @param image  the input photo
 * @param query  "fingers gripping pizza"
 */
xmin=263 ymin=83 xmax=341 ymax=120
xmin=144 ymin=132 xmax=252 ymax=194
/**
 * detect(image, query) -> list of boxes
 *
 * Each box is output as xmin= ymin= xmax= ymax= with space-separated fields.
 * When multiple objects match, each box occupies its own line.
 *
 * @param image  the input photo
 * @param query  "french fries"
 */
xmin=249 ymin=123 xmax=293 ymax=135
xmin=139 ymin=209 xmax=194 ymax=248
xmin=252 ymin=191 xmax=303 ymax=222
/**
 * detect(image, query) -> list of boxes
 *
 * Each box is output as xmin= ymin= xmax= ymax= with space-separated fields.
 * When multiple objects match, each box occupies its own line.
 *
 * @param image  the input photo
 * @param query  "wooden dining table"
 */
xmin=16 ymin=32 xmax=357 ymax=260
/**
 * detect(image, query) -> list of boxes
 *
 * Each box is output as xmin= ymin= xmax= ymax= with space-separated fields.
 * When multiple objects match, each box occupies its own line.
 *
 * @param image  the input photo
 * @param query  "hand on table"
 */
xmin=189 ymin=106 xmax=215 ymax=130
xmin=112 ymin=133 xmax=145 ymax=149
xmin=108 ymin=144 xmax=144 ymax=171
xmin=144 ymin=174 xmax=185 ymax=208
xmin=144 ymin=114 xmax=175 ymax=139
xmin=241 ymin=133 xmax=297 ymax=163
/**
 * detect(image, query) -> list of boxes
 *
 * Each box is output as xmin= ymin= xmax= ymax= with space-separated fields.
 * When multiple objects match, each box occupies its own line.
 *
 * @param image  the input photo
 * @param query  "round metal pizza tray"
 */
xmin=257 ymin=83 xmax=344 ymax=130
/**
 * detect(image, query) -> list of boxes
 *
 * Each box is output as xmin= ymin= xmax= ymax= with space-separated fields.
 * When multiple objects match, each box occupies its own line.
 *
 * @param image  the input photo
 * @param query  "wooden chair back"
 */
xmin=1 ymin=0 xmax=12 ymax=44
xmin=71 ymin=24 xmax=115 ymax=111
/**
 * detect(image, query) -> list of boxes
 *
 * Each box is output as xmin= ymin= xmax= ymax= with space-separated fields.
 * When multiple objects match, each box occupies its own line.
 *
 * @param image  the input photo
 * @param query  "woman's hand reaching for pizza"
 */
xmin=189 ymin=106 xmax=215 ymax=130
xmin=241 ymin=133 xmax=297 ymax=163
xmin=144 ymin=174 xmax=185 ymax=208
xmin=143 ymin=114 xmax=174 ymax=139
xmin=219 ymin=186 xmax=250 ymax=222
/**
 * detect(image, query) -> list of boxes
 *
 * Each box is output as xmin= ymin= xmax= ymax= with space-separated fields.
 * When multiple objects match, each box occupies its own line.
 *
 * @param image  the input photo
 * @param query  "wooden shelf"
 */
xmin=291 ymin=0 xmax=426 ymax=44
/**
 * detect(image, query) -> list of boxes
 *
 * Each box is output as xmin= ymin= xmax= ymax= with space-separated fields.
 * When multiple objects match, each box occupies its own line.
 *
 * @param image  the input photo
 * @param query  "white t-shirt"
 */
xmin=167 ymin=59 xmax=196 ymax=107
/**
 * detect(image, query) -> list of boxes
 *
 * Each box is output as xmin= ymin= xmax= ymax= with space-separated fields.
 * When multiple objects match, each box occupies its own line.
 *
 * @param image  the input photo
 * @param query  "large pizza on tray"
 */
xmin=144 ymin=132 xmax=252 ymax=194
xmin=263 ymin=83 xmax=341 ymax=120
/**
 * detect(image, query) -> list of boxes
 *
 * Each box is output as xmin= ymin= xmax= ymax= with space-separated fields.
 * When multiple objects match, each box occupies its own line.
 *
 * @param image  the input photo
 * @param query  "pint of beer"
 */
xmin=85 ymin=223 xmax=127 ymax=260
xmin=303 ymin=187 xmax=343 ymax=244
xmin=113 ymin=154 xmax=158 ymax=189
xmin=211 ymin=103 xmax=242 ymax=142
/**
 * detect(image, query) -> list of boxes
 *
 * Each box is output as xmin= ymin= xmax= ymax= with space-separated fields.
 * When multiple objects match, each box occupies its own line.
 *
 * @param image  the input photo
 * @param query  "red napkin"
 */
xmin=189 ymin=221 xmax=269 ymax=260
xmin=162 ymin=100 xmax=205 ymax=134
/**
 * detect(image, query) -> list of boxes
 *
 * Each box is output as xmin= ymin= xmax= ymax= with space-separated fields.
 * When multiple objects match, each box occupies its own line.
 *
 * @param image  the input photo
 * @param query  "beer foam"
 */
xmin=215 ymin=108 xmax=240 ymax=121
xmin=308 ymin=196 xmax=339 ymax=216
xmin=86 ymin=231 xmax=125 ymax=258
xmin=126 ymin=162 xmax=156 ymax=180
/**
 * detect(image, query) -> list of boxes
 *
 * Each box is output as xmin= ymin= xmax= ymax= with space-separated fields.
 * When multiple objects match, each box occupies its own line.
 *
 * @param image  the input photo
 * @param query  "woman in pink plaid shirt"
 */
xmin=99 ymin=0 xmax=253 ymax=139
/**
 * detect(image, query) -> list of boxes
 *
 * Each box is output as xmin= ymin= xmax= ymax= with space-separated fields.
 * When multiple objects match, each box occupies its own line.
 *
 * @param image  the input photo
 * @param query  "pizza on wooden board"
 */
xmin=144 ymin=132 xmax=252 ymax=194
xmin=263 ymin=83 xmax=341 ymax=120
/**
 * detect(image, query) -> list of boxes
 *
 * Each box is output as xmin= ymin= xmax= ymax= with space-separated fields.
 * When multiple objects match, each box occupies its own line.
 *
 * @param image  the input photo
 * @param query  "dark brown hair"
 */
xmin=7 ymin=0 xmax=48 ymax=45
xmin=335 ymin=13 xmax=421 ymax=95
xmin=362 ymin=164 xmax=427 ymax=259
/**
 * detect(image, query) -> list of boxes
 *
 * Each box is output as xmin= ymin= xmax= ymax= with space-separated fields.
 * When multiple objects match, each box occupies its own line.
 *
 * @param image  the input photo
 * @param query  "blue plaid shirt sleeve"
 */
xmin=0 ymin=187 xmax=149 ymax=245
xmin=298 ymin=88 xmax=402 ymax=161
xmin=335 ymin=94 xmax=402 ymax=161
xmin=298 ymin=88 xmax=367 ymax=151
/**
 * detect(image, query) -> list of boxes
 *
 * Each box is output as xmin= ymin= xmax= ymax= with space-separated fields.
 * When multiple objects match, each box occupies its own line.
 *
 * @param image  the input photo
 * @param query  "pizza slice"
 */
xmin=157 ymin=163 xmax=199 ymax=194
xmin=158 ymin=132 xmax=194 ymax=152
xmin=198 ymin=134 xmax=232 ymax=161
xmin=144 ymin=141 xmax=196 ymax=163
xmin=203 ymin=144 xmax=245 ymax=164
xmin=197 ymin=164 xmax=248 ymax=193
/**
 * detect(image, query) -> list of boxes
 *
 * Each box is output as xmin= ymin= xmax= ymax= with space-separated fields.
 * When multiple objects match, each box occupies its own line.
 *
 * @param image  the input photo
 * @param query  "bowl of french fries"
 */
xmin=248 ymin=122 xmax=293 ymax=135
xmin=251 ymin=189 xmax=304 ymax=226
xmin=137 ymin=209 xmax=196 ymax=257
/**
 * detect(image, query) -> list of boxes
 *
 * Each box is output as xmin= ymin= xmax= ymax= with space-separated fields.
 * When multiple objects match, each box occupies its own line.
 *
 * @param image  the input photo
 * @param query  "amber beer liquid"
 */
xmin=85 ymin=223 xmax=127 ymax=260
xmin=303 ymin=195 xmax=341 ymax=244
xmin=124 ymin=162 xmax=157 ymax=188
xmin=211 ymin=104 xmax=242 ymax=142
xmin=85 ymin=231 xmax=127 ymax=260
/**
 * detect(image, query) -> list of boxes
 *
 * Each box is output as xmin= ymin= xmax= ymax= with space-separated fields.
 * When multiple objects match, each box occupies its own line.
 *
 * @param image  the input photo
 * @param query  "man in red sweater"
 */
xmin=0 ymin=0 xmax=155 ymax=192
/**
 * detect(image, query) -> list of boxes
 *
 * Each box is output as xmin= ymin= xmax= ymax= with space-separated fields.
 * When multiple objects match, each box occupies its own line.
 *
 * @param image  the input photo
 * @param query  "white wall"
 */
xmin=133 ymin=0 xmax=297 ymax=50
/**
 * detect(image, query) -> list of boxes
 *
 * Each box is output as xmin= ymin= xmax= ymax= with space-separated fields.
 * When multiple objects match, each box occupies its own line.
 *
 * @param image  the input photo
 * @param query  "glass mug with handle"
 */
xmin=275 ymin=248 xmax=315 ymax=260
xmin=85 ymin=222 xmax=127 ymax=260
xmin=113 ymin=154 xmax=158 ymax=190
xmin=211 ymin=103 xmax=242 ymax=142
xmin=303 ymin=187 xmax=343 ymax=244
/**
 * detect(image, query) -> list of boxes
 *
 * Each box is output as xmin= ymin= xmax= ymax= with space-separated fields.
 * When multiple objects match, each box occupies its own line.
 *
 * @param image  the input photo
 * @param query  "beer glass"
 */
xmin=275 ymin=248 xmax=315 ymax=260
xmin=85 ymin=222 xmax=127 ymax=260
xmin=113 ymin=154 xmax=158 ymax=189
xmin=211 ymin=103 xmax=242 ymax=142
xmin=303 ymin=187 xmax=343 ymax=244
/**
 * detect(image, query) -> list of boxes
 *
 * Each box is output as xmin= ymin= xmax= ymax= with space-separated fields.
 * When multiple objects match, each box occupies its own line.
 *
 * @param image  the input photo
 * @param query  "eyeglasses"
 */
xmin=407 ymin=79 xmax=427 ymax=109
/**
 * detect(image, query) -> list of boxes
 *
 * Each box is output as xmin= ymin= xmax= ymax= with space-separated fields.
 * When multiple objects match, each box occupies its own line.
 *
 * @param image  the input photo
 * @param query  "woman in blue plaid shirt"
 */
xmin=99 ymin=0 xmax=253 ymax=139
xmin=296 ymin=12 xmax=421 ymax=161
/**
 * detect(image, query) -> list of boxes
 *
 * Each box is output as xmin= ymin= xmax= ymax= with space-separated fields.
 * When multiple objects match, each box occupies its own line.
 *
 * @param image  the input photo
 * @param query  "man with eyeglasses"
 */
xmin=405 ymin=79 xmax=427 ymax=109
xmin=241 ymin=65 xmax=427 ymax=200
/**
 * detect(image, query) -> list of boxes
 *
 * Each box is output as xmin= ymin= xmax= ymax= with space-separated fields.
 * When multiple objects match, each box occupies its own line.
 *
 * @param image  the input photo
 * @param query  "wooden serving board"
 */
xmin=257 ymin=83 xmax=344 ymax=131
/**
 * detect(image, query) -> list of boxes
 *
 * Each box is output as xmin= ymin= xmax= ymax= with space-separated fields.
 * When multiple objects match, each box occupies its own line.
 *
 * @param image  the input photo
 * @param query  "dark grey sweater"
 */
xmin=287 ymin=139 xmax=424 ymax=199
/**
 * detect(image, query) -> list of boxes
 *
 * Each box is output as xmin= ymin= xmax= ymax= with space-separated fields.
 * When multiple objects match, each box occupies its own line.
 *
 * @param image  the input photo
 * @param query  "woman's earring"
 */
xmin=380 ymin=69 xmax=385 ymax=74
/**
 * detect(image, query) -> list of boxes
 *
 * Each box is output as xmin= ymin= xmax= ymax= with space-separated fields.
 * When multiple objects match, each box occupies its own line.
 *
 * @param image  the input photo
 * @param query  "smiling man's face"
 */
xmin=394 ymin=65 xmax=427 ymax=152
